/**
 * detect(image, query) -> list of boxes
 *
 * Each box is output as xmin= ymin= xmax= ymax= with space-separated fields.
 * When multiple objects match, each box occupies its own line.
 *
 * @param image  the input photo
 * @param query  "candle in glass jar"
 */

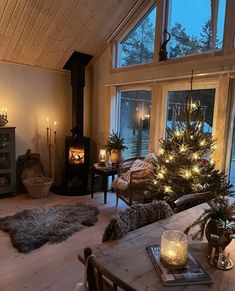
xmin=160 ymin=230 xmax=188 ymax=267
xmin=99 ymin=149 xmax=107 ymax=163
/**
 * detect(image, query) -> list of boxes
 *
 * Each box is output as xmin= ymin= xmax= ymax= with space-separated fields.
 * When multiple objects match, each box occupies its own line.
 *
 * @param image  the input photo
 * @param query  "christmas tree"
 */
xmin=149 ymin=98 xmax=233 ymax=207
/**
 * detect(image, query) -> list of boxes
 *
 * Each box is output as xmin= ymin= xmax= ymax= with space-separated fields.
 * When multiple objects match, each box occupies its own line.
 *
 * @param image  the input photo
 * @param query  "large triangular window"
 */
xmin=118 ymin=5 xmax=156 ymax=68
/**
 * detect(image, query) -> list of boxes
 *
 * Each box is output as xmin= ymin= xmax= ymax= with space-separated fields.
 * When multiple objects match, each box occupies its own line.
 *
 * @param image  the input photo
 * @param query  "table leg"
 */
xmin=103 ymin=175 xmax=108 ymax=204
xmin=111 ymin=174 xmax=115 ymax=192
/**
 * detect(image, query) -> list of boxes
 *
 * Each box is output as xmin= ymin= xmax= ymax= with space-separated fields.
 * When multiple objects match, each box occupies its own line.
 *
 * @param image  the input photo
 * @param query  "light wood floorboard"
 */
xmin=0 ymin=191 xmax=127 ymax=291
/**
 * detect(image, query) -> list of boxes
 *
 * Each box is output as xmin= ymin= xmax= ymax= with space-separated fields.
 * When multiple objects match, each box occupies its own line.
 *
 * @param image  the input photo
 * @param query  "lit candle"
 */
xmin=46 ymin=117 xmax=49 ymax=145
xmin=160 ymin=230 xmax=188 ymax=267
xmin=99 ymin=149 xmax=107 ymax=163
xmin=54 ymin=121 xmax=57 ymax=145
xmin=54 ymin=121 xmax=57 ymax=132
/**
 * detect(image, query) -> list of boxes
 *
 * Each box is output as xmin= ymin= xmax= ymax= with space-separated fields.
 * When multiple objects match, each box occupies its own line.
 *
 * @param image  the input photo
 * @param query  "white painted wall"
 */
xmin=0 ymin=61 xmax=72 ymax=184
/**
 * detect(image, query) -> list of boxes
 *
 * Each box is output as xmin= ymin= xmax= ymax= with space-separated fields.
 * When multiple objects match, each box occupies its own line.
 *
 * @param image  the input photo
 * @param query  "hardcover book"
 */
xmin=146 ymin=244 xmax=213 ymax=286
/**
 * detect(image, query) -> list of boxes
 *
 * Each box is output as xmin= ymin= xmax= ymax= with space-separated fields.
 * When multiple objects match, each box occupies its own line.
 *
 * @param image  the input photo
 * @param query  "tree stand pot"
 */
xmin=205 ymin=219 xmax=233 ymax=250
xmin=110 ymin=150 xmax=122 ymax=165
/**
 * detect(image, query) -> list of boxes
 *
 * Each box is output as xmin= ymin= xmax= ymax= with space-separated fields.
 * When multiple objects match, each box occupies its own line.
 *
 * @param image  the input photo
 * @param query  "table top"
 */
xmin=80 ymin=201 xmax=235 ymax=291
xmin=91 ymin=164 xmax=118 ymax=174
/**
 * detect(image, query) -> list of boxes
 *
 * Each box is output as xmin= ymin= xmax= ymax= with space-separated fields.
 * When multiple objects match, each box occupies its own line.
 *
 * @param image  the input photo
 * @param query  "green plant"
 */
xmin=184 ymin=196 xmax=235 ymax=240
xmin=104 ymin=131 xmax=128 ymax=151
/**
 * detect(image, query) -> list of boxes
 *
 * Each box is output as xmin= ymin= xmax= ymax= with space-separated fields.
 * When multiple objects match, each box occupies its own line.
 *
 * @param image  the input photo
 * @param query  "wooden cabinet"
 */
xmin=0 ymin=127 xmax=16 ymax=195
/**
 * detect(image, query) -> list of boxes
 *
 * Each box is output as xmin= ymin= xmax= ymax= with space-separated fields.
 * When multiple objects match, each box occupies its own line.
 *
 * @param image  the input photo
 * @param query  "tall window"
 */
xmin=118 ymin=5 xmax=156 ymax=68
xmin=166 ymin=0 xmax=226 ymax=59
xmin=166 ymin=89 xmax=215 ymax=134
xmin=117 ymin=90 xmax=152 ymax=159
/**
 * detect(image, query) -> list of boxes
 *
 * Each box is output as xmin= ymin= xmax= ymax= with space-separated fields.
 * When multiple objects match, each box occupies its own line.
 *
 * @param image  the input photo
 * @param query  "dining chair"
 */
xmin=174 ymin=191 xmax=212 ymax=212
xmin=77 ymin=247 xmax=137 ymax=291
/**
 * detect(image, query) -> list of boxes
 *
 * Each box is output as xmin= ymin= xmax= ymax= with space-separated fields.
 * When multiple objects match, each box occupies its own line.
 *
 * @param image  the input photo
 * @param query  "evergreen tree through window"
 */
xmin=118 ymin=5 xmax=156 ymax=67
xmin=167 ymin=0 xmax=226 ymax=59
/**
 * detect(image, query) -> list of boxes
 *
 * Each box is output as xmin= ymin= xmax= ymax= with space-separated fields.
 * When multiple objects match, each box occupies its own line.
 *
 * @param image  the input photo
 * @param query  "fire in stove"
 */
xmin=69 ymin=147 xmax=84 ymax=164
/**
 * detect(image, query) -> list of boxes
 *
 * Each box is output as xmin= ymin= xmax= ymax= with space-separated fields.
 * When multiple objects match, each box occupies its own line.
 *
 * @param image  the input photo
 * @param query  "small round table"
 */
xmin=90 ymin=165 xmax=118 ymax=204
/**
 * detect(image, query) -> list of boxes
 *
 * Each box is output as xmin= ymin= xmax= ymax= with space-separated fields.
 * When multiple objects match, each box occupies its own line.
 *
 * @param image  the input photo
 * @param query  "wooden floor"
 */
xmin=0 ymin=191 xmax=127 ymax=291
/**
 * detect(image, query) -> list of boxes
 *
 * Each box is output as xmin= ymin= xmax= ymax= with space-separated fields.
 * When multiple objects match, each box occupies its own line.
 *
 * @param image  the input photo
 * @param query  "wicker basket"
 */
xmin=23 ymin=174 xmax=53 ymax=198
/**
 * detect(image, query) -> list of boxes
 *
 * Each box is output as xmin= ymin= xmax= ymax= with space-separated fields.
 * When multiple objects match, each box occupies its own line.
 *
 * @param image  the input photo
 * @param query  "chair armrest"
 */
xmin=174 ymin=191 xmax=212 ymax=212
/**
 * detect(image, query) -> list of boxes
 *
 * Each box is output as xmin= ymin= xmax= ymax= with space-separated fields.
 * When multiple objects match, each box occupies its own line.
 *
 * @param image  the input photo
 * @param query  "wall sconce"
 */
xmin=160 ymin=230 xmax=188 ymax=267
xmin=99 ymin=149 xmax=107 ymax=165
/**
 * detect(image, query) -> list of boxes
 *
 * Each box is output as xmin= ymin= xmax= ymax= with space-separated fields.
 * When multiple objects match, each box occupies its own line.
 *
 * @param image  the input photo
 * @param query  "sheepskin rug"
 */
xmin=102 ymin=200 xmax=173 ymax=241
xmin=0 ymin=203 xmax=99 ymax=253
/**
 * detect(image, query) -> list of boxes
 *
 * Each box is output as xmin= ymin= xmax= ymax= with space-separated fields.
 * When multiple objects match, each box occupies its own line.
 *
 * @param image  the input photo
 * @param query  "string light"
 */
xmin=212 ymin=144 xmax=217 ymax=150
xmin=154 ymin=180 xmax=157 ymax=185
xmin=175 ymin=131 xmax=181 ymax=137
xmin=192 ymin=153 xmax=198 ymax=160
xmin=158 ymin=148 xmax=164 ymax=155
xmin=180 ymin=144 xmax=187 ymax=152
xmin=160 ymin=168 xmax=166 ymax=174
xmin=192 ymin=166 xmax=199 ymax=173
xmin=200 ymin=140 xmax=205 ymax=146
xmin=190 ymin=135 xmax=194 ymax=139
xmin=169 ymin=155 xmax=174 ymax=160
xmin=184 ymin=170 xmax=191 ymax=179
xmin=164 ymin=186 xmax=172 ymax=193
xmin=158 ymin=173 xmax=164 ymax=179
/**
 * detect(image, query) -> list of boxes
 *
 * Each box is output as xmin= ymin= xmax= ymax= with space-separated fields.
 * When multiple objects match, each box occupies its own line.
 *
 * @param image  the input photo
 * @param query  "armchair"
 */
xmin=112 ymin=157 xmax=153 ymax=206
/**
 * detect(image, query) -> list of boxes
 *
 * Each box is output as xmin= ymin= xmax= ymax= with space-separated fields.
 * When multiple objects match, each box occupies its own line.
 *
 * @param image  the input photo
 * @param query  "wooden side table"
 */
xmin=90 ymin=165 xmax=118 ymax=204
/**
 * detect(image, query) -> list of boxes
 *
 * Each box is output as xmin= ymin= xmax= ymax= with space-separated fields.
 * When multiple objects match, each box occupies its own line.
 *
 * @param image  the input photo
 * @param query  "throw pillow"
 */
xmin=102 ymin=200 xmax=173 ymax=241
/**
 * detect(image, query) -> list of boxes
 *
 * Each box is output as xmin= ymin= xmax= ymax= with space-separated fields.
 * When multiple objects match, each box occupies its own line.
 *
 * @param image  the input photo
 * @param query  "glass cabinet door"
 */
xmin=0 ymin=128 xmax=15 ymax=194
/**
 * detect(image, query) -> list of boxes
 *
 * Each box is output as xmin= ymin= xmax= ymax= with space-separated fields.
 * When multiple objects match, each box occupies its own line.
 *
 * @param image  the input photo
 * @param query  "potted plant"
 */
xmin=184 ymin=196 xmax=235 ymax=250
xmin=104 ymin=131 xmax=128 ymax=164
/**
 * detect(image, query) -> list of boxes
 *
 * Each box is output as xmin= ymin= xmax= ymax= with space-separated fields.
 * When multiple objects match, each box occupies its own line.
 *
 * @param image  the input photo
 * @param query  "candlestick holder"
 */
xmin=208 ymin=253 xmax=233 ymax=270
xmin=0 ymin=114 xmax=8 ymax=126
xmin=208 ymin=245 xmax=233 ymax=270
xmin=46 ymin=120 xmax=57 ymax=184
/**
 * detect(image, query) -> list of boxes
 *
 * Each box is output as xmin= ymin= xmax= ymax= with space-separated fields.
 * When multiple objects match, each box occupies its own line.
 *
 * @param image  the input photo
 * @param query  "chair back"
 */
xmin=174 ymin=191 xmax=212 ymax=212
xmin=78 ymin=247 xmax=136 ymax=291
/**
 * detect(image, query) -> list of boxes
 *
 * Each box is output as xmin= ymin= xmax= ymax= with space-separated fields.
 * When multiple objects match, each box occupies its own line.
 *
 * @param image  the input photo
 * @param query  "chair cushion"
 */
xmin=112 ymin=177 xmax=129 ymax=191
xmin=102 ymin=200 xmax=173 ymax=241
xmin=122 ymin=159 xmax=153 ymax=182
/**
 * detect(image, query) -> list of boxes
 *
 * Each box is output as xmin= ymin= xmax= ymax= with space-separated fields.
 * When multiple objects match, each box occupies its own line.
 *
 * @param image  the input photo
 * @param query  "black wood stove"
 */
xmin=63 ymin=51 xmax=92 ymax=194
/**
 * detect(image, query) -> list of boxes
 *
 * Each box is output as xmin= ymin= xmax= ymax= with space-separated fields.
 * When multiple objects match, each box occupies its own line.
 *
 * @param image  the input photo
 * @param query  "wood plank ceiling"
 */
xmin=0 ymin=0 xmax=139 ymax=71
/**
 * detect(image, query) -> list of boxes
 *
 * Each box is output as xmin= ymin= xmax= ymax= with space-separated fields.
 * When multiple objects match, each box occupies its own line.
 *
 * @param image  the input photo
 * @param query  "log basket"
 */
xmin=23 ymin=174 xmax=53 ymax=198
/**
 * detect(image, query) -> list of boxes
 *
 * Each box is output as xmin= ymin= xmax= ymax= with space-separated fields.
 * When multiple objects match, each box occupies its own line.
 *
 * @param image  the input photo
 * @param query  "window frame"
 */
xmin=163 ymin=0 xmax=227 ymax=59
xmin=158 ymin=79 xmax=224 ymax=167
xmin=113 ymin=84 xmax=154 ymax=157
xmin=112 ymin=0 xmax=157 ymax=69
xmin=110 ymin=0 xmax=235 ymax=72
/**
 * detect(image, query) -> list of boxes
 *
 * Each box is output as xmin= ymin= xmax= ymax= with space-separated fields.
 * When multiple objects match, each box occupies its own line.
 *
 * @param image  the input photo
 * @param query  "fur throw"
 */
xmin=102 ymin=200 xmax=173 ymax=241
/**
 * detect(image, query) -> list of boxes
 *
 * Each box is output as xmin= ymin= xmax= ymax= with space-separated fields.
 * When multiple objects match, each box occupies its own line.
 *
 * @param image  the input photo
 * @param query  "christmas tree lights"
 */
xmin=149 ymin=97 xmax=232 ymax=206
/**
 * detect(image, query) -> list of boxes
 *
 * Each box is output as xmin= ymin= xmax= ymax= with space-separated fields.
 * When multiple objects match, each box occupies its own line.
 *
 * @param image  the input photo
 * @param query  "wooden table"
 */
xmin=90 ymin=165 xmax=118 ymax=204
xmin=79 ymin=202 xmax=235 ymax=291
